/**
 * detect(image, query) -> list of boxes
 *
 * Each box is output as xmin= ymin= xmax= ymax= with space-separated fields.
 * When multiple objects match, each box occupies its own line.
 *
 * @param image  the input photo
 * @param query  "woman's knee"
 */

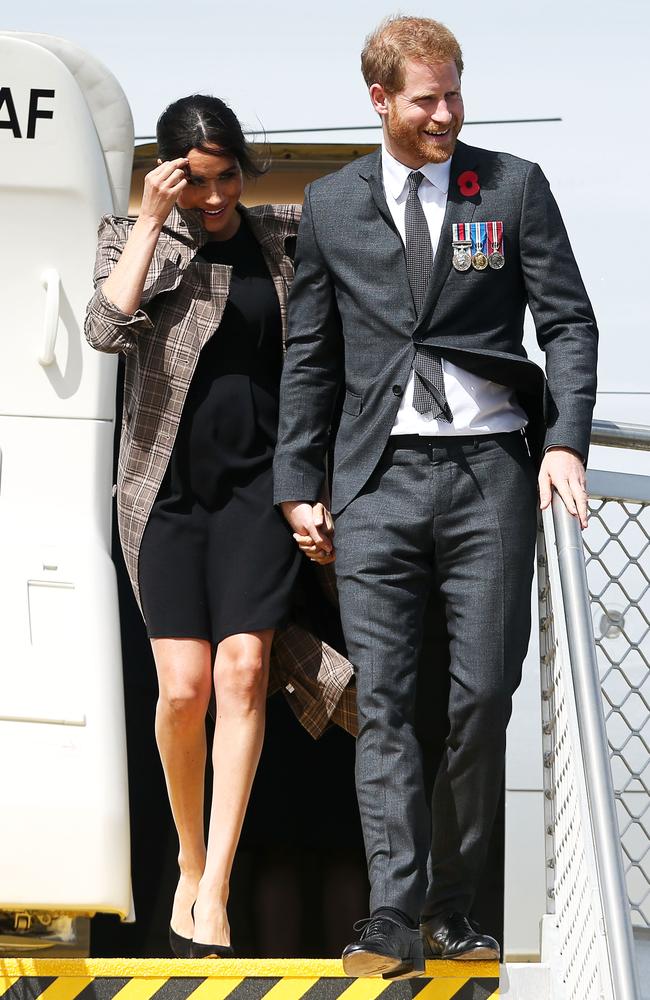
xmin=216 ymin=637 xmax=269 ymax=708
xmin=153 ymin=640 xmax=212 ymax=723
xmin=158 ymin=680 xmax=210 ymax=723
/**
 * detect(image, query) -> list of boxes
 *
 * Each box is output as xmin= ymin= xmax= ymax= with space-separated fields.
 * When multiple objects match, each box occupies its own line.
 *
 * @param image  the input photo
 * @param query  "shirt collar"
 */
xmin=381 ymin=142 xmax=451 ymax=200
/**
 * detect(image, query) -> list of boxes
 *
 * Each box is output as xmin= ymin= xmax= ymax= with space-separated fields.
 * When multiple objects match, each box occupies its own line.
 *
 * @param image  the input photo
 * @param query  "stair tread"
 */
xmin=0 ymin=957 xmax=500 ymax=977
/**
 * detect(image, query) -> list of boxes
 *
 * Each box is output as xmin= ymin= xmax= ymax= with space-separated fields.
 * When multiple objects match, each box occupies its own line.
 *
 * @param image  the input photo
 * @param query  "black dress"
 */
xmin=138 ymin=219 xmax=301 ymax=645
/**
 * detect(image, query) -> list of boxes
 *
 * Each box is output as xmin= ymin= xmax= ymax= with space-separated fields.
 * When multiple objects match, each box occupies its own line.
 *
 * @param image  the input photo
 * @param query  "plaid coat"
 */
xmin=85 ymin=203 xmax=356 ymax=738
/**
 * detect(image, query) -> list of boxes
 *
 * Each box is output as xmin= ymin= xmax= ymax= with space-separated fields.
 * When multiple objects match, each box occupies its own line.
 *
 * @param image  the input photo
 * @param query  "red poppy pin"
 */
xmin=457 ymin=170 xmax=480 ymax=198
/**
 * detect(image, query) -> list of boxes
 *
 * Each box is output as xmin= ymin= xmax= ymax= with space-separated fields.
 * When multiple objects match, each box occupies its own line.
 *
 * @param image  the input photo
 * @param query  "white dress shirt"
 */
xmin=381 ymin=144 xmax=528 ymax=437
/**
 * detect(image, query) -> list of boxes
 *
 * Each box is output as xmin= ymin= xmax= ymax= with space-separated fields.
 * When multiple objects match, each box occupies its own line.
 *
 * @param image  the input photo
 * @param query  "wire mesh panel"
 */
xmin=585 ymin=495 xmax=650 ymax=928
xmin=538 ymin=514 xmax=611 ymax=1000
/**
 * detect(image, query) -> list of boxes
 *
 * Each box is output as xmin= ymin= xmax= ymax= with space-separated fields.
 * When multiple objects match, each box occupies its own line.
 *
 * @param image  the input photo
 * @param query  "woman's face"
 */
xmin=176 ymin=146 xmax=243 ymax=238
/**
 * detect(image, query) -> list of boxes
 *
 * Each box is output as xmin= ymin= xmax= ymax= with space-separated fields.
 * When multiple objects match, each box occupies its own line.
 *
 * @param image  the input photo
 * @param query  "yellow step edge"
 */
xmin=0 ymin=958 xmax=499 ymax=979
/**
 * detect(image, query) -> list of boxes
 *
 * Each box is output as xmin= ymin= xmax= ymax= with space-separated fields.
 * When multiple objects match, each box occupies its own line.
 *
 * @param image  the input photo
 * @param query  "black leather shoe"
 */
xmin=342 ymin=916 xmax=425 ymax=978
xmin=420 ymin=912 xmax=500 ymax=960
xmin=169 ymin=924 xmax=192 ymax=959
xmin=190 ymin=940 xmax=235 ymax=958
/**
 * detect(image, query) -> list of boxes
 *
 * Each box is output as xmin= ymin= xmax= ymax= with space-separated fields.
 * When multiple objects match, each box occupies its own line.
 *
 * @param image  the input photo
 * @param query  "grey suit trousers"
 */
xmin=334 ymin=431 xmax=537 ymax=919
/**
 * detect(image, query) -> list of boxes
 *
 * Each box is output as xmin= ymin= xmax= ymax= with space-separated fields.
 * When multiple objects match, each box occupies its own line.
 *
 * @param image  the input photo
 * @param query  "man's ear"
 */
xmin=369 ymin=83 xmax=390 ymax=119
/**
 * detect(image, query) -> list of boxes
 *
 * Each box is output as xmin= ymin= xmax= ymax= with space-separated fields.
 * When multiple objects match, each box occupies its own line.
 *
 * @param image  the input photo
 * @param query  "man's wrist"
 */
xmin=544 ymin=445 xmax=585 ymax=463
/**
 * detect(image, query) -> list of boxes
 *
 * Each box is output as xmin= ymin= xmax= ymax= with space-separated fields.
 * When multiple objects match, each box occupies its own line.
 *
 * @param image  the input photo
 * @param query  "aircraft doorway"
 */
xmin=90 ymin=142 xmax=505 ymax=958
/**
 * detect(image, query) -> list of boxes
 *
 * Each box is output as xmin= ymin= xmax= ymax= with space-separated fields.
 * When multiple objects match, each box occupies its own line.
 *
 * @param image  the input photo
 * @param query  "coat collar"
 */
xmin=358 ymin=147 xmax=397 ymax=235
xmin=381 ymin=142 xmax=451 ymax=200
xmin=239 ymin=203 xmax=292 ymax=263
xmin=157 ymin=203 xmax=295 ymax=350
xmin=165 ymin=205 xmax=210 ymax=248
xmin=357 ymin=140 xmax=478 ymax=196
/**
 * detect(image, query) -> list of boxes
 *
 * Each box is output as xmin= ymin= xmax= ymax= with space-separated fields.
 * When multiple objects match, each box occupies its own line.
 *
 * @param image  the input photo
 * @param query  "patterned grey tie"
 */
xmin=405 ymin=170 xmax=452 ymax=421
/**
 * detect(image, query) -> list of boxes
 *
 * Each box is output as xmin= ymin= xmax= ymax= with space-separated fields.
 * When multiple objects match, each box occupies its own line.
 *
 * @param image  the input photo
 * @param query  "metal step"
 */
xmin=634 ymin=927 xmax=650 ymax=1000
xmin=500 ymin=963 xmax=550 ymax=999
xmin=0 ymin=958 xmax=500 ymax=1000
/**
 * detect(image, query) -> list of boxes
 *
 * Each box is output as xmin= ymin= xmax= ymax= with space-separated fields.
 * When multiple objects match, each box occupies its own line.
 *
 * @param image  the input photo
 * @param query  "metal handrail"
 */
xmin=551 ymin=493 xmax=641 ymax=1000
xmin=591 ymin=419 xmax=650 ymax=452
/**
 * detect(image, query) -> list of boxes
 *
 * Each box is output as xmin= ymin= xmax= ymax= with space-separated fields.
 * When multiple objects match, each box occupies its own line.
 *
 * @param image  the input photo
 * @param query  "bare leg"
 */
xmin=192 ymin=629 xmax=273 ymax=948
xmin=152 ymin=637 xmax=213 ymax=938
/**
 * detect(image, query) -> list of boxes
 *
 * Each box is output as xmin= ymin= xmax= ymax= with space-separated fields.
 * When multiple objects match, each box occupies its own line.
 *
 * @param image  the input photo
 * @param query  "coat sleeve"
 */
xmin=273 ymin=186 xmax=344 ymax=504
xmin=84 ymin=216 xmax=154 ymax=355
xmin=519 ymin=163 xmax=598 ymax=461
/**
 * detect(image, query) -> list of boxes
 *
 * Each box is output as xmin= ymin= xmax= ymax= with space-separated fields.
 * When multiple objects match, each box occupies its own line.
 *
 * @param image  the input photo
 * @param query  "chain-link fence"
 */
xmin=585 ymin=486 xmax=650 ymax=928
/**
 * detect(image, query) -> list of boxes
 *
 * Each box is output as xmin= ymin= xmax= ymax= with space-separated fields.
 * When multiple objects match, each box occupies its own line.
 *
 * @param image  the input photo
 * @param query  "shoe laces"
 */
xmin=353 ymin=916 xmax=400 ymax=942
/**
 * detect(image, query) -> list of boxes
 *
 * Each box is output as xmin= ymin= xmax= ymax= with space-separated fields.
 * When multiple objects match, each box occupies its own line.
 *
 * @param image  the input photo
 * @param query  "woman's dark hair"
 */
xmin=156 ymin=95 xmax=265 ymax=178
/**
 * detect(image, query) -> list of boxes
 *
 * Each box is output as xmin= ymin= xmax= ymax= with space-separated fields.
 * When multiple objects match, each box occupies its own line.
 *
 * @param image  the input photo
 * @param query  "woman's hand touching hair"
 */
xmin=100 ymin=158 xmax=189 ymax=316
xmin=140 ymin=158 xmax=190 ymax=228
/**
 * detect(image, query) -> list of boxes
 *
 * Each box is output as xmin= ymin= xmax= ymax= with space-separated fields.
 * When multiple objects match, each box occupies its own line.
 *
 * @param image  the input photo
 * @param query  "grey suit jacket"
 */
xmin=273 ymin=141 xmax=598 ymax=515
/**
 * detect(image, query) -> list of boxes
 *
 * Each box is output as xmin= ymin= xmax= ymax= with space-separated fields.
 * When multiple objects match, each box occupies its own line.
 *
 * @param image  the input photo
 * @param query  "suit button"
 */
xmin=392 ymin=385 xmax=403 ymax=396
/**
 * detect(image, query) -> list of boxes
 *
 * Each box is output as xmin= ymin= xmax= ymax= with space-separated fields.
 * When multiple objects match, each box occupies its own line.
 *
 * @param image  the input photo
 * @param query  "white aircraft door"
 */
xmin=0 ymin=34 xmax=132 ymax=923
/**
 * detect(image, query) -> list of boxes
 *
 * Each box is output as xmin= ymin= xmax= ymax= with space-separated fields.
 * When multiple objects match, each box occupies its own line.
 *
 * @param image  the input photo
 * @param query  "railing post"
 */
xmin=551 ymin=494 xmax=641 ymax=1000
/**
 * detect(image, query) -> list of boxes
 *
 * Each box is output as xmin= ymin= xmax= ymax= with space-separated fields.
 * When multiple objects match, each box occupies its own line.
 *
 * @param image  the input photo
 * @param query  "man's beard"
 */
xmin=386 ymin=103 xmax=461 ymax=164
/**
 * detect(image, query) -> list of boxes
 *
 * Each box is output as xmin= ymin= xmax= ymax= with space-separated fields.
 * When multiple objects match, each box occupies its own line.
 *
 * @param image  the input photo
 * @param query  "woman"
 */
xmin=85 ymin=95 xmax=354 ymax=958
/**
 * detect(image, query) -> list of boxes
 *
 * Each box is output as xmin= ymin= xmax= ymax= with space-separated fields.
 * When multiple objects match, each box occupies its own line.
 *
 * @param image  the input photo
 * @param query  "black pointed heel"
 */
xmin=190 ymin=940 xmax=235 ymax=959
xmin=190 ymin=902 xmax=235 ymax=958
xmin=169 ymin=924 xmax=192 ymax=959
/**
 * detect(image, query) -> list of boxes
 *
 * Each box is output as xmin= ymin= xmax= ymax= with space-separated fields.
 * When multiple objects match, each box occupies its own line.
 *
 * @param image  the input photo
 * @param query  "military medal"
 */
xmin=453 ymin=244 xmax=472 ymax=271
xmin=488 ymin=220 xmax=505 ymax=269
xmin=470 ymin=222 xmax=489 ymax=270
xmin=452 ymin=223 xmax=472 ymax=271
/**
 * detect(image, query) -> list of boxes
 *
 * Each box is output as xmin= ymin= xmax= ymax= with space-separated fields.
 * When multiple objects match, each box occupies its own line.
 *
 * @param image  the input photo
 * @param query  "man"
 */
xmin=274 ymin=15 xmax=597 ymax=976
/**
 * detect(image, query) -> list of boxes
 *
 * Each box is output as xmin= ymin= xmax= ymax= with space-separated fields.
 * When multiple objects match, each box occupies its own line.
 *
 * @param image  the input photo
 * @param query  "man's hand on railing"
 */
xmin=538 ymin=446 xmax=588 ymax=530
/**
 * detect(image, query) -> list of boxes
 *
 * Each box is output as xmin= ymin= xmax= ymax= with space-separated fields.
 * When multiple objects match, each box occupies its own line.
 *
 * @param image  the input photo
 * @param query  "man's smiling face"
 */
xmin=373 ymin=58 xmax=464 ymax=169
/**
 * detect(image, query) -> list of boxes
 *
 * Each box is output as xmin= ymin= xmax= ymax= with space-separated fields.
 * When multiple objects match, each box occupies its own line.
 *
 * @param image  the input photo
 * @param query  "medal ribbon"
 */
xmin=488 ymin=220 xmax=504 ymax=254
xmin=470 ymin=222 xmax=487 ymax=256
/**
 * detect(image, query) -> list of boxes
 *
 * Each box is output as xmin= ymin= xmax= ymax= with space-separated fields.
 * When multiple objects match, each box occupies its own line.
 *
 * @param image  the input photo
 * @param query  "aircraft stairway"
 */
xmin=1 ymin=420 xmax=648 ymax=998
xmin=505 ymin=419 xmax=650 ymax=1000
xmin=1 ymin=29 xmax=649 ymax=1000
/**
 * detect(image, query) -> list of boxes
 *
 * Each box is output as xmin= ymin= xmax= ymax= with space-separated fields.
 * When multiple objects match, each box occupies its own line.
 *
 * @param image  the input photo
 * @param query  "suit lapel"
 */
xmin=360 ymin=149 xmax=399 ymax=235
xmin=414 ymin=141 xmax=480 ymax=333
xmin=358 ymin=148 xmax=412 ymax=300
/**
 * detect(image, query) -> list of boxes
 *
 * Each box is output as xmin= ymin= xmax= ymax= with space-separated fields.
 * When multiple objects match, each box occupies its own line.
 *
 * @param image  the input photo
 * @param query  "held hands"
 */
xmin=538 ymin=447 xmax=588 ymax=530
xmin=281 ymin=501 xmax=336 ymax=565
xmin=139 ymin=159 xmax=189 ymax=228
